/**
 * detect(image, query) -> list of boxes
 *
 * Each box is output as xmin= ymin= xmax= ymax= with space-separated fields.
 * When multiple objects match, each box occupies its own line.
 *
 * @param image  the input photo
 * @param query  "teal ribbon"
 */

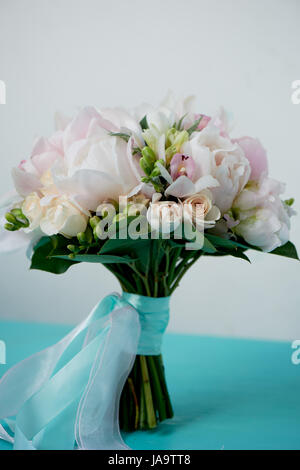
xmin=0 ymin=292 xmax=170 ymax=450
xmin=123 ymin=292 xmax=170 ymax=355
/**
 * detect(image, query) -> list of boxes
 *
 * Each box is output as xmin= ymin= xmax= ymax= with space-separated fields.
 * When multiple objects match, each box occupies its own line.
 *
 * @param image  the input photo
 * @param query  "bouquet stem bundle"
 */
xmin=120 ymin=355 xmax=173 ymax=431
xmin=105 ymin=240 xmax=203 ymax=431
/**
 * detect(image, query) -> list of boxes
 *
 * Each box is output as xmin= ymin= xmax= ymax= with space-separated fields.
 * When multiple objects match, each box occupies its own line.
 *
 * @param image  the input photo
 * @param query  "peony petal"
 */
xmin=194 ymin=175 xmax=219 ymax=192
xmin=165 ymin=175 xmax=196 ymax=198
xmin=0 ymin=190 xmax=22 ymax=210
xmin=54 ymin=169 xmax=124 ymax=212
xmin=99 ymin=107 xmax=140 ymax=134
xmin=63 ymin=107 xmax=106 ymax=151
xmin=31 ymin=151 xmax=61 ymax=176
xmin=12 ymin=168 xmax=42 ymax=197
xmin=234 ymin=137 xmax=268 ymax=181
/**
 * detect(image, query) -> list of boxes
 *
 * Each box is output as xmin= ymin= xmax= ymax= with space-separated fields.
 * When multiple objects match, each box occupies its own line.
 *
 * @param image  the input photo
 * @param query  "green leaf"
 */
xmin=270 ymin=241 xmax=299 ymax=260
xmin=181 ymin=235 xmax=217 ymax=253
xmin=228 ymin=249 xmax=251 ymax=263
xmin=139 ymin=115 xmax=148 ymax=130
xmin=205 ymin=234 xmax=249 ymax=251
xmin=176 ymin=113 xmax=187 ymax=130
xmin=203 ymin=236 xmax=217 ymax=253
xmin=108 ymin=132 xmax=130 ymax=142
xmin=51 ymin=254 xmax=136 ymax=264
xmin=100 ymin=238 xmax=152 ymax=273
xmin=30 ymin=236 xmax=78 ymax=274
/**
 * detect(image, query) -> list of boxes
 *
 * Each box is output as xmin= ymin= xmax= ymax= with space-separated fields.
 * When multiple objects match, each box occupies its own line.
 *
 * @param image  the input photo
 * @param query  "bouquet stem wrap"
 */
xmin=0 ymin=292 xmax=170 ymax=450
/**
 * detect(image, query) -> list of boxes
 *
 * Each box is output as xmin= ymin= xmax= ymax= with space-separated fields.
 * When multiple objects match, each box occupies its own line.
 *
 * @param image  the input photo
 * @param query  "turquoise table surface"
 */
xmin=0 ymin=321 xmax=299 ymax=450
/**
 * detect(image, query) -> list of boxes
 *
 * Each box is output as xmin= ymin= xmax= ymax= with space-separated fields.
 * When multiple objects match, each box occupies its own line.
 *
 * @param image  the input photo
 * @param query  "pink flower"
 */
xmin=234 ymin=136 xmax=268 ymax=181
xmin=196 ymin=114 xmax=211 ymax=131
xmin=170 ymin=153 xmax=196 ymax=180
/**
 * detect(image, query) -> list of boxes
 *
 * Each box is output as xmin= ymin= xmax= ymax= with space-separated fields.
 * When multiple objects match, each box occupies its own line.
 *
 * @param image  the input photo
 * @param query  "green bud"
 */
xmin=67 ymin=244 xmax=77 ymax=252
xmin=285 ymin=198 xmax=295 ymax=206
xmin=77 ymin=232 xmax=86 ymax=244
xmin=165 ymin=144 xmax=177 ymax=164
xmin=165 ymin=128 xmax=177 ymax=147
xmin=174 ymin=130 xmax=189 ymax=148
xmin=17 ymin=215 xmax=30 ymax=227
xmin=89 ymin=216 xmax=100 ymax=229
xmin=93 ymin=225 xmax=100 ymax=240
xmin=9 ymin=208 xmax=29 ymax=227
xmin=150 ymin=167 xmax=161 ymax=177
xmin=141 ymin=176 xmax=151 ymax=183
xmin=69 ymin=253 xmax=76 ymax=260
xmin=85 ymin=226 xmax=93 ymax=244
xmin=11 ymin=208 xmax=23 ymax=218
xmin=141 ymin=146 xmax=156 ymax=164
xmin=5 ymin=212 xmax=17 ymax=224
xmin=142 ymin=129 xmax=157 ymax=151
xmin=140 ymin=158 xmax=152 ymax=176
xmin=4 ymin=223 xmax=18 ymax=231
xmin=165 ymin=129 xmax=189 ymax=162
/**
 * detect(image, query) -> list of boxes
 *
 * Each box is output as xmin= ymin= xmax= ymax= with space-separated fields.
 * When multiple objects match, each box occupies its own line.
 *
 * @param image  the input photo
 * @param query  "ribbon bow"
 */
xmin=0 ymin=293 xmax=170 ymax=450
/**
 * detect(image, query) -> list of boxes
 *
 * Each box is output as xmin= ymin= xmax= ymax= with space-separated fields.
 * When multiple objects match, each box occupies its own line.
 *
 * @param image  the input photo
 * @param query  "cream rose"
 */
xmin=40 ymin=195 xmax=88 ymax=237
xmin=22 ymin=192 xmax=45 ymax=230
xmin=183 ymin=189 xmax=221 ymax=229
xmin=147 ymin=201 xmax=182 ymax=234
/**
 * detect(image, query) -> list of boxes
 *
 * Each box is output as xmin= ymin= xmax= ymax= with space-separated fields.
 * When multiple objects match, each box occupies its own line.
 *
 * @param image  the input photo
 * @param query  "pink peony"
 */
xmin=234 ymin=136 xmax=268 ymax=181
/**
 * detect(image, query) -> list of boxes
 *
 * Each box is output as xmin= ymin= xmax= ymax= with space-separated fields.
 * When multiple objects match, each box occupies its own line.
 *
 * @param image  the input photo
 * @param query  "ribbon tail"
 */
xmin=75 ymin=302 xmax=140 ymax=450
xmin=0 ymin=293 xmax=140 ymax=450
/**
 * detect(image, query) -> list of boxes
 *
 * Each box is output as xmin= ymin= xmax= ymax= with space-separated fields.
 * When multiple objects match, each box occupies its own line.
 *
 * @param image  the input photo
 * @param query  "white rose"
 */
xmin=40 ymin=195 xmax=88 ymax=238
xmin=147 ymin=201 xmax=182 ymax=234
xmin=184 ymin=189 xmax=221 ymax=229
xmin=22 ymin=192 xmax=45 ymax=230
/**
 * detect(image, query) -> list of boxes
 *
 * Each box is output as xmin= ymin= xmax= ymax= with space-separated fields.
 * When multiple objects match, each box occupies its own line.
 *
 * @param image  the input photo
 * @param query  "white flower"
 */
xmin=232 ymin=177 xmax=293 ymax=252
xmin=11 ymin=107 xmax=141 ymax=214
xmin=52 ymin=109 xmax=140 ymax=211
xmin=40 ymin=195 xmax=88 ymax=238
xmin=135 ymin=92 xmax=196 ymax=159
xmin=183 ymin=190 xmax=221 ymax=229
xmin=22 ymin=192 xmax=44 ymax=230
xmin=147 ymin=200 xmax=182 ymax=234
xmin=177 ymin=124 xmax=251 ymax=213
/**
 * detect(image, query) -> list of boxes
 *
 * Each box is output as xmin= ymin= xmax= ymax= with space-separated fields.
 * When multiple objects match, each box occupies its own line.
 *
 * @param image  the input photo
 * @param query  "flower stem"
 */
xmin=139 ymin=356 xmax=157 ymax=429
xmin=147 ymin=356 xmax=167 ymax=421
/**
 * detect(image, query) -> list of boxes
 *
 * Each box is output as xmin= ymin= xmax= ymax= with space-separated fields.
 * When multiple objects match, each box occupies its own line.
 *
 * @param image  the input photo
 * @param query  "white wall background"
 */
xmin=0 ymin=0 xmax=299 ymax=340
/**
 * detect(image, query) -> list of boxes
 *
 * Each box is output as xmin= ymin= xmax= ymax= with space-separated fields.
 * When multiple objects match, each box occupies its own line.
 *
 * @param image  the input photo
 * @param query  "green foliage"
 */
xmin=4 ymin=208 xmax=29 ymax=231
xmin=29 ymin=213 xmax=298 ymax=294
xmin=139 ymin=115 xmax=148 ymax=130
xmin=270 ymin=241 xmax=299 ymax=260
xmin=108 ymin=132 xmax=131 ymax=143
xmin=30 ymin=236 xmax=79 ymax=274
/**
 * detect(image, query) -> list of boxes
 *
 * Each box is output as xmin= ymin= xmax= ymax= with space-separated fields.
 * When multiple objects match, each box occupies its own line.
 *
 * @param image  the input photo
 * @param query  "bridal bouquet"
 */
xmin=0 ymin=93 xmax=298 ymax=450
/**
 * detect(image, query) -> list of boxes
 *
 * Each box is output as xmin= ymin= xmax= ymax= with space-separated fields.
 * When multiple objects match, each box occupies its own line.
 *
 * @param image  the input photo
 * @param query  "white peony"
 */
xmin=52 ymin=108 xmax=140 ymax=212
xmin=179 ymin=123 xmax=251 ymax=213
xmin=232 ymin=177 xmax=293 ymax=252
